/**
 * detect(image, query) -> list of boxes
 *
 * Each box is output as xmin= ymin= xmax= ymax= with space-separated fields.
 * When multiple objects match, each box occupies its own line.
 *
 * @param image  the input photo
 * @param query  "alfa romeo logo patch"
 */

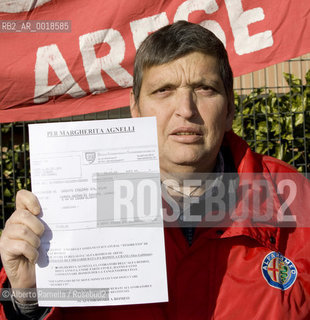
xmin=261 ymin=251 xmax=297 ymax=290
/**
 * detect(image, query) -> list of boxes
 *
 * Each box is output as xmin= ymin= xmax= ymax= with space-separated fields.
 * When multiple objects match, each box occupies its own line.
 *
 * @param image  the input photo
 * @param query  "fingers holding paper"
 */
xmin=0 ymin=190 xmax=44 ymax=290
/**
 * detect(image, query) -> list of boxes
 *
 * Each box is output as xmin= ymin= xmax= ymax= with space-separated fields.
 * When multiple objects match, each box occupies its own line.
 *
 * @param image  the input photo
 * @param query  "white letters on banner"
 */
xmin=173 ymin=0 xmax=226 ymax=46
xmin=0 ymin=0 xmax=51 ymax=13
xmin=34 ymin=44 xmax=86 ymax=104
xmin=79 ymin=29 xmax=133 ymax=93
xmin=174 ymin=0 xmax=218 ymax=20
xmin=199 ymin=20 xmax=226 ymax=47
xmin=225 ymin=0 xmax=273 ymax=55
xmin=32 ymin=0 xmax=273 ymax=104
xmin=130 ymin=13 xmax=170 ymax=50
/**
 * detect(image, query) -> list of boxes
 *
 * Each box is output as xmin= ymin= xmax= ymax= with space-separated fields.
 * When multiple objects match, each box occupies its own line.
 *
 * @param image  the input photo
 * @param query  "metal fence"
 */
xmin=233 ymin=53 xmax=310 ymax=174
xmin=1 ymin=54 xmax=310 ymax=229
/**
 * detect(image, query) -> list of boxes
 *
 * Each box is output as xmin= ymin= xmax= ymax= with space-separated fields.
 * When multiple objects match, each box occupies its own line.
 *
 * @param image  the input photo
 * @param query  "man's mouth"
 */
xmin=171 ymin=127 xmax=203 ymax=135
xmin=174 ymin=132 xmax=201 ymax=135
xmin=170 ymin=127 xmax=203 ymax=143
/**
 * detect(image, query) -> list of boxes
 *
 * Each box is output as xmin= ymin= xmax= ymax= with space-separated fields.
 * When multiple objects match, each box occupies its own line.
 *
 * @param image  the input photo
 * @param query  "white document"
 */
xmin=29 ymin=117 xmax=168 ymax=307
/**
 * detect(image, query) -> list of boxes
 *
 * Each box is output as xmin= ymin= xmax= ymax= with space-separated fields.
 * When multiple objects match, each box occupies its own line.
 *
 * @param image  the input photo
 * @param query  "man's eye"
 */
xmin=196 ymin=86 xmax=217 ymax=95
xmin=157 ymin=87 xmax=170 ymax=93
xmin=198 ymin=86 xmax=213 ymax=91
xmin=153 ymin=87 xmax=172 ymax=95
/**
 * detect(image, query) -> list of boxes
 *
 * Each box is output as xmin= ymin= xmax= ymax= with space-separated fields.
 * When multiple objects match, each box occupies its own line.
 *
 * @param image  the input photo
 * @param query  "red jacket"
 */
xmin=1 ymin=131 xmax=310 ymax=319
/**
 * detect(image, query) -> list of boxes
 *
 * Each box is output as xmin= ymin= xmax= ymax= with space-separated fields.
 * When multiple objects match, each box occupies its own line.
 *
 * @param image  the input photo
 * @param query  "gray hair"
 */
xmin=132 ymin=20 xmax=233 ymax=105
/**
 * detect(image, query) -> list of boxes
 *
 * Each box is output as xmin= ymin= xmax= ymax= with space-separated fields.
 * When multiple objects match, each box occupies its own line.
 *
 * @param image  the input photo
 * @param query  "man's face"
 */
xmin=130 ymin=52 xmax=234 ymax=174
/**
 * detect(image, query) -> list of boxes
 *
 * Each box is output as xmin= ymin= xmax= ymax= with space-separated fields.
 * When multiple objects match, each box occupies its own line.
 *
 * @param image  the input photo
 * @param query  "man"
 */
xmin=1 ymin=21 xmax=310 ymax=319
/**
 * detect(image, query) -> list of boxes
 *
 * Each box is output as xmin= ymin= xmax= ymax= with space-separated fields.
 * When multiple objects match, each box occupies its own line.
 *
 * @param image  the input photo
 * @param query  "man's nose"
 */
xmin=174 ymin=89 xmax=197 ymax=119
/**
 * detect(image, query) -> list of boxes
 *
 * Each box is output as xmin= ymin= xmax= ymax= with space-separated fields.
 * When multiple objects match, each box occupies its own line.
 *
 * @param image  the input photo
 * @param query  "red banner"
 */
xmin=0 ymin=0 xmax=309 ymax=123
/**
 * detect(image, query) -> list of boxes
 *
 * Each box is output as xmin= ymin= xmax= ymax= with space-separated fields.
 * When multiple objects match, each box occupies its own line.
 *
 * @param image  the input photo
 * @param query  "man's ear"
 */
xmin=225 ymin=94 xmax=235 ymax=132
xmin=130 ymin=90 xmax=140 ymax=118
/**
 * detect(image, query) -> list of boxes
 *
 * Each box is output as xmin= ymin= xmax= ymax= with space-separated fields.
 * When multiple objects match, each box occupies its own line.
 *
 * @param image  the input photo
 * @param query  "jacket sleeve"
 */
xmin=0 ymin=267 xmax=60 ymax=320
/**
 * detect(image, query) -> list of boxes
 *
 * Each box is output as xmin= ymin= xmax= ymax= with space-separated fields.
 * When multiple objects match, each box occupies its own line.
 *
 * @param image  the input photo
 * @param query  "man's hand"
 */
xmin=0 ymin=190 xmax=44 ymax=291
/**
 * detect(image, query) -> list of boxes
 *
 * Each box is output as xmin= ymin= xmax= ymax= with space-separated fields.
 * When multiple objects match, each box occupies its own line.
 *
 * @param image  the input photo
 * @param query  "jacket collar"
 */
xmin=162 ymin=131 xmax=293 ymax=252
xmin=221 ymin=131 xmax=291 ymax=251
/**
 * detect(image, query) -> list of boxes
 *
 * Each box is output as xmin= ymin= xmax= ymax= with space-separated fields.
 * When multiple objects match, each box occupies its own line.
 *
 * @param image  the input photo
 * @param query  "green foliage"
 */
xmin=1 ymin=124 xmax=31 ymax=224
xmin=233 ymin=71 xmax=310 ymax=173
